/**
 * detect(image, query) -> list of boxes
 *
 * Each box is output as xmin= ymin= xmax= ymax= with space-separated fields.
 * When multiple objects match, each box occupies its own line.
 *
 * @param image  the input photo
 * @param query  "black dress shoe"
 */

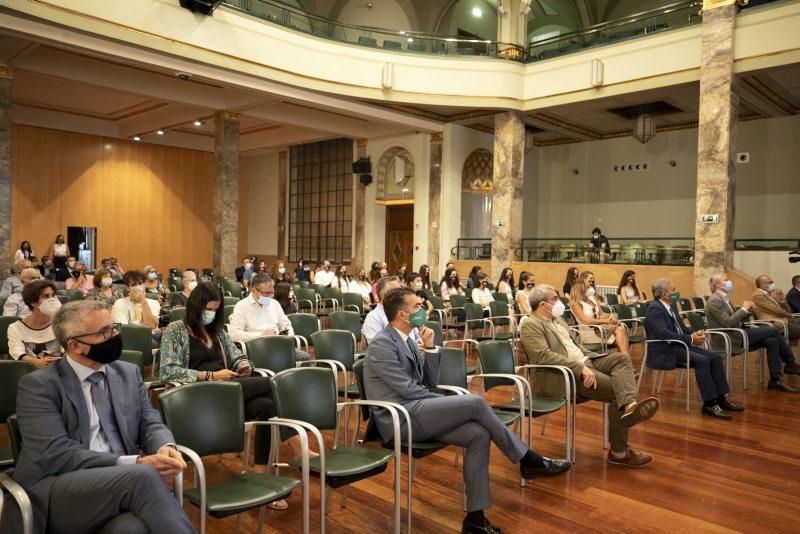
xmin=702 ymin=404 xmax=732 ymax=420
xmin=783 ymin=363 xmax=800 ymax=375
xmin=462 ymin=516 xmax=503 ymax=534
xmin=520 ymin=457 xmax=571 ymax=479
xmin=768 ymin=379 xmax=799 ymax=393
xmin=717 ymin=397 xmax=745 ymax=412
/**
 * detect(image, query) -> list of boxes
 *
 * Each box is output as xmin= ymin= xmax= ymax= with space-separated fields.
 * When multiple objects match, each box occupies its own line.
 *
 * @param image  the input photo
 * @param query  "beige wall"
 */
xmin=242 ymin=152 xmax=280 ymax=258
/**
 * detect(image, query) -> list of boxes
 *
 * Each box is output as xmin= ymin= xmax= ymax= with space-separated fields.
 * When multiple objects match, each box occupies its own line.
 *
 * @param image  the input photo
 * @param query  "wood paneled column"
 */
xmin=693 ymin=0 xmax=740 ymax=297
xmin=213 ymin=111 xmax=240 ymax=278
xmin=491 ymin=111 xmax=525 ymax=281
xmin=0 ymin=64 xmax=11 ymax=277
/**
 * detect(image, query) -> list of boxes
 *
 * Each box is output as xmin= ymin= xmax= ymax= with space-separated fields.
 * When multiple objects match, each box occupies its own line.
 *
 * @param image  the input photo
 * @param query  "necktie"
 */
xmin=86 ymin=372 xmax=126 ymax=455
xmin=405 ymin=337 xmax=422 ymax=375
xmin=668 ymin=308 xmax=683 ymax=333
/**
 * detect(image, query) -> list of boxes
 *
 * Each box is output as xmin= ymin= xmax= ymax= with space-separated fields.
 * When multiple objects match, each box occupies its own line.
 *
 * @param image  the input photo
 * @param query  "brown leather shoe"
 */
xmin=768 ymin=379 xmax=799 ymax=393
xmin=619 ymin=397 xmax=660 ymax=428
xmin=607 ymin=449 xmax=653 ymax=467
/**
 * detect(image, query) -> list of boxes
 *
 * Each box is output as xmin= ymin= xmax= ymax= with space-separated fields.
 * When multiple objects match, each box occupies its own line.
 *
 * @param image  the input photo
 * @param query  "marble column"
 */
xmin=693 ymin=1 xmax=739 ymax=297
xmin=352 ymin=139 xmax=367 ymax=269
xmin=277 ymin=151 xmax=288 ymax=258
xmin=0 ymin=64 xmax=11 ymax=279
xmin=491 ymin=111 xmax=525 ymax=280
xmin=427 ymin=132 xmax=443 ymax=278
xmin=213 ymin=111 xmax=240 ymax=278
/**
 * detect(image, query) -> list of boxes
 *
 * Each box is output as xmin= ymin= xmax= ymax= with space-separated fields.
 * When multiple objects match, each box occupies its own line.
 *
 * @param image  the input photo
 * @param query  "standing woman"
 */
xmin=15 ymin=241 xmax=36 ymax=262
xmin=563 ymin=266 xmax=579 ymax=297
xmin=160 ymin=282 xmax=310 ymax=509
xmin=48 ymin=234 xmax=70 ymax=281
xmin=496 ymin=268 xmax=515 ymax=301
xmin=617 ymin=270 xmax=641 ymax=305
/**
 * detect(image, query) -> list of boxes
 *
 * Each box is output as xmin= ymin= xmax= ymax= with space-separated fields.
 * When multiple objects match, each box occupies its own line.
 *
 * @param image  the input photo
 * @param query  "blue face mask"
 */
xmin=258 ymin=296 xmax=271 ymax=307
xmin=202 ymin=310 xmax=216 ymax=325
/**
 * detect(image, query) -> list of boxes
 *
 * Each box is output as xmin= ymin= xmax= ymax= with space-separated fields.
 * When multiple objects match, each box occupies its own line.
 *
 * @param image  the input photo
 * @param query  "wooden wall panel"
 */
xmin=11 ymin=125 xmax=218 ymax=273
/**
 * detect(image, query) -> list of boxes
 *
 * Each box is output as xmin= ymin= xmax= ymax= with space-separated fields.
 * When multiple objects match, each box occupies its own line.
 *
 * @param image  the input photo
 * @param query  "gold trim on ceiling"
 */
xmin=528 ymin=113 xmax=602 ymax=139
xmin=375 ymin=198 xmax=415 ymax=206
xmin=368 ymin=102 xmax=498 ymax=123
xmin=741 ymin=76 xmax=799 ymax=115
xmin=430 ymin=132 xmax=443 ymax=142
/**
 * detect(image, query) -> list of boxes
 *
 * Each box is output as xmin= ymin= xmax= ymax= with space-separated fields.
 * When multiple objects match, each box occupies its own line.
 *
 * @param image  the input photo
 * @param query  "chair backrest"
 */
xmin=288 ymin=313 xmax=320 ymax=345
xmin=271 ymin=367 xmax=338 ymax=430
xmin=160 ymin=381 xmax=245 ymax=456
xmin=0 ymin=360 xmax=34 ymax=421
xmin=491 ymin=292 xmax=509 ymax=304
xmin=202 ymin=268 xmax=214 ymax=278
xmin=424 ymin=320 xmax=443 ymax=347
xmin=245 ymin=336 xmax=296 ymax=373
xmin=65 ymin=289 xmax=84 ymax=302
xmin=693 ymin=296 xmax=705 ymax=310
xmin=0 ymin=315 xmax=20 ymax=355
xmin=310 ymin=329 xmax=355 ymax=370
xmin=476 ymin=340 xmax=516 ymax=391
xmin=322 ymin=287 xmax=343 ymax=305
xmin=605 ymin=293 xmax=619 ymax=305
xmin=294 ymin=288 xmax=317 ymax=311
xmin=450 ymin=295 xmax=468 ymax=309
xmin=56 ymin=295 xmax=70 ymax=305
xmin=352 ymin=358 xmax=373 ymax=421
xmin=298 ymin=280 xmax=311 ymax=288
xmin=633 ymin=302 xmax=649 ymax=319
xmin=612 ymin=303 xmax=634 ymax=321
xmin=120 ymin=324 xmax=153 ymax=366
xmin=7 ymin=413 xmax=22 ymax=465
xmin=224 ymin=296 xmax=240 ymax=307
xmin=223 ymin=304 xmax=236 ymax=324
xmin=311 ymin=284 xmax=326 ymax=295
xmin=330 ymin=311 xmax=362 ymax=342
xmin=488 ymin=301 xmax=510 ymax=326
xmin=119 ymin=349 xmax=144 ymax=376
xmin=52 ymin=280 xmax=66 ymax=290
xmin=341 ymin=292 xmax=364 ymax=314
xmin=678 ymin=298 xmax=693 ymax=313
xmin=169 ymin=307 xmax=187 ymax=323
xmin=428 ymin=295 xmax=444 ymax=311
xmin=437 ymin=347 xmax=468 ymax=389
xmin=464 ymin=302 xmax=485 ymax=329
xmin=685 ymin=312 xmax=705 ymax=333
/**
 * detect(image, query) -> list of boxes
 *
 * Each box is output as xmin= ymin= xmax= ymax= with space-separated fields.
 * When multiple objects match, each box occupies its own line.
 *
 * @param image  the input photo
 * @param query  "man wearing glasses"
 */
xmin=228 ymin=272 xmax=310 ymax=361
xmin=7 ymin=300 xmax=194 ymax=533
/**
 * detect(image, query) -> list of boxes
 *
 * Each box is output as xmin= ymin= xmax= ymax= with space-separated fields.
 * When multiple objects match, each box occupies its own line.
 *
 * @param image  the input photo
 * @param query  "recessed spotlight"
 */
xmin=472 ymin=7 xmax=482 ymax=17
xmin=156 ymin=129 xmax=165 ymax=135
xmin=193 ymin=120 xmax=203 ymax=127
xmin=133 ymin=135 xmax=142 ymax=141
xmin=407 ymin=37 xmax=414 ymax=43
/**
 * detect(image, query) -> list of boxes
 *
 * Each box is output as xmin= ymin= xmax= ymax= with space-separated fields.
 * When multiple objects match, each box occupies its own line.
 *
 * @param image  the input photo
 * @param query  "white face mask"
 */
xmin=550 ymin=299 xmax=565 ymax=318
xmin=187 ymin=281 xmax=198 ymax=291
xmin=767 ymin=282 xmax=776 ymax=292
xmin=148 ymin=272 xmax=158 ymax=280
xmin=244 ymin=263 xmax=251 ymax=270
xmin=278 ymin=267 xmax=286 ymax=274
xmin=722 ymin=280 xmax=733 ymax=293
xmin=132 ymin=285 xmax=145 ymax=293
xmin=101 ymin=277 xmax=113 ymax=288
xmin=289 ymin=291 xmax=295 ymax=300
xmin=39 ymin=297 xmax=61 ymax=317
xmin=586 ymin=287 xmax=596 ymax=298
xmin=67 ymin=261 xmax=76 ymax=268
xmin=414 ymin=282 xmax=423 ymax=290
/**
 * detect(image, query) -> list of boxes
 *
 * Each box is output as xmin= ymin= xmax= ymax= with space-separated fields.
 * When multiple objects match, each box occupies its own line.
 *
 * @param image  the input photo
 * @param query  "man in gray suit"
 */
xmin=706 ymin=273 xmax=799 ymax=392
xmin=9 ymin=300 xmax=195 ymax=533
xmin=364 ymin=287 xmax=570 ymax=534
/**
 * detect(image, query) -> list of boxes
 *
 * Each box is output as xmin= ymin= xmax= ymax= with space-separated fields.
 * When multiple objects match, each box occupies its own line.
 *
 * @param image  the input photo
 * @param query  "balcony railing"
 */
xmin=223 ymin=0 xmax=526 ymax=61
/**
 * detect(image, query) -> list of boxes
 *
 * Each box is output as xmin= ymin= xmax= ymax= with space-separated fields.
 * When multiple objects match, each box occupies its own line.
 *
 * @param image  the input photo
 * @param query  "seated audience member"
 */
xmin=406 ymin=272 xmax=434 ymax=315
xmin=10 ymin=300 xmax=194 ymax=534
xmin=706 ymin=273 xmax=799 ymax=391
xmin=445 ymin=260 xmax=455 ymax=272
xmin=294 ymin=258 xmax=311 ymax=283
xmin=364 ymin=287 xmax=570 ymax=533
xmin=617 ymin=270 xmax=641 ymax=304
xmin=108 ymin=257 xmax=125 ymax=281
xmin=580 ymin=271 xmax=603 ymax=300
xmin=15 ymin=240 xmax=36 ymax=261
xmin=350 ymin=267 xmax=373 ymax=307
xmin=49 ymin=234 xmax=70 ymax=281
xmin=170 ymin=270 xmax=198 ymax=307
xmin=142 ymin=265 xmax=168 ymax=304
xmin=516 ymin=272 xmax=536 ymax=315
xmin=241 ymin=258 xmax=256 ymax=288
xmin=363 ymin=276 xmax=403 ymax=344
xmin=273 ymin=260 xmax=291 ymax=283
xmin=332 ymin=263 xmax=351 ymax=291
xmin=371 ymin=266 xmax=389 ymax=302
xmin=160 ymin=282 xmax=308 ymax=510
xmin=587 ymin=227 xmax=611 ymax=263
xmin=522 ymin=285 xmax=658 ymax=465
xmin=228 ymin=273 xmax=310 ymax=361
xmin=396 ymin=263 xmax=408 ymax=281
xmin=646 ymin=279 xmax=749 ymax=417
xmin=471 ymin=273 xmax=495 ymax=308
xmin=419 ymin=264 xmax=433 ymax=294
xmin=275 ymin=282 xmax=297 ymax=315
xmin=752 ymin=274 xmax=800 ymax=338
xmin=65 ymin=260 xmax=94 ymax=295
xmin=570 ymin=278 xmax=629 ymax=354
xmin=563 ymin=266 xmax=579 ymax=297
xmin=235 ymin=257 xmax=251 ymax=283
xmin=787 ymin=275 xmax=800 ymax=313
xmin=440 ymin=267 xmax=465 ymax=303
xmin=1 ymin=259 xmax=32 ymax=300
xmin=3 ymin=267 xmax=41 ymax=318
xmin=368 ymin=261 xmax=381 ymax=284
xmin=38 ymin=256 xmax=55 ymax=279
xmin=379 ymin=260 xmax=388 ymax=272
xmin=8 ymin=280 xmax=63 ymax=366
xmin=467 ymin=265 xmax=482 ymax=290
xmin=496 ymin=268 xmax=515 ymax=302
xmin=314 ymin=259 xmax=335 ymax=288
xmin=86 ymin=268 xmax=124 ymax=306
xmin=112 ymin=271 xmax=161 ymax=338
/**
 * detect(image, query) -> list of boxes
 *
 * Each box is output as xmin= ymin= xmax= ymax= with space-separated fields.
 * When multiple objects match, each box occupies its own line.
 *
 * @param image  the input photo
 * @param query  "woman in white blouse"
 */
xmin=496 ymin=267 xmax=515 ymax=302
xmin=471 ymin=273 xmax=494 ymax=309
xmin=47 ymin=234 xmax=70 ymax=281
xmin=14 ymin=240 xmax=36 ymax=261
xmin=439 ymin=267 xmax=465 ymax=303
xmin=8 ymin=280 xmax=62 ymax=366
xmin=617 ymin=270 xmax=641 ymax=305
xmin=349 ymin=267 xmax=373 ymax=306
xmin=569 ymin=278 xmax=629 ymax=354
xmin=516 ymin=271 xmax=536 ymax=315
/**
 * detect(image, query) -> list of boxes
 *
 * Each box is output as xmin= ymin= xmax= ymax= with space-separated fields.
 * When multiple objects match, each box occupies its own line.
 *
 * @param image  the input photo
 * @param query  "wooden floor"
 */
xmin=192 ymin=344 xmax=800 ymax=534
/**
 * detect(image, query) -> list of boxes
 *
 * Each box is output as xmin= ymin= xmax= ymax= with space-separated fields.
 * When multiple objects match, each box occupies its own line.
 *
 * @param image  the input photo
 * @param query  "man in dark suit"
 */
xmin=9 ymin=300 xmax=195 ymax=533
xmin=364 ymin=287 xmax=570 ymax=534
xmin=787 ymin=275 xmax=800 ymax=314
xmin=644 ymin=279 xmax=744 ymax=419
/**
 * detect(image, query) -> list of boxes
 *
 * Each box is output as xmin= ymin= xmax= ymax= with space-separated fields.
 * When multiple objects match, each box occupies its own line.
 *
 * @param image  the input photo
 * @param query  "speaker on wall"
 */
xmin=352 ymin=157 xmax=372 ymax=174
xmin=179 ymin=0 xmax=223 ymax=15
xmin=359 ymin=174 xmax=373 ymax=186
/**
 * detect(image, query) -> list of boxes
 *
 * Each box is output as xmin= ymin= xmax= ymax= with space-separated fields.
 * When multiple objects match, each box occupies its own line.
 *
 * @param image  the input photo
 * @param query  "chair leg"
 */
xmin=256 ymin=506 xmax=266 ymax=534
xmin=341 ymin=486 xmax=349 ymax=508
xmin=602 ymin=403 xmax=610 ymax=450
xmin=540 ymin=414 xmax=548 ymax=436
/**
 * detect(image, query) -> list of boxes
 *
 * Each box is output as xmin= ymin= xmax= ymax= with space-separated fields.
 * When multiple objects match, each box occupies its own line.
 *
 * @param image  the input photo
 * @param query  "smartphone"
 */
xmin=279 ymin=329 xmax=290 ymax=335
xmin=71 ymin=270 xmax=80 ymax=278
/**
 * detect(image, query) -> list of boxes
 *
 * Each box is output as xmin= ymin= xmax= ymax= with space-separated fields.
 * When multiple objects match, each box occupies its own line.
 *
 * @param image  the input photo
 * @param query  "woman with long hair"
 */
xmin=48 ymin=234 xmax=70 ymax=281
xmin=569 ymin=278 xmax=629 ymax=355
xmin=418 ymin=264 xmax=432 ymax=293
xmin=496 ymin=267 xmax=515 ymax=301
xmin=274 ymin=281 xmax=297 ymax=315
xmin=439 ymin=267 xmax=465 ymax=303
xmin=15 ymin=240 xmax=35 ymax=261
xmin=467 ymin=265 xmax=482 ymax=290
xmin=332 ymin=263 xmax=351 ymax=291
xmin=617 ymin=270 xmax=641 ymax=304
xmin=563 ymin=266 xmax=579 ymax=296
xmin=516 ymin=272 xmax=536 ymax=315
xmin=368 ymin=261 xmax=381 ymax=284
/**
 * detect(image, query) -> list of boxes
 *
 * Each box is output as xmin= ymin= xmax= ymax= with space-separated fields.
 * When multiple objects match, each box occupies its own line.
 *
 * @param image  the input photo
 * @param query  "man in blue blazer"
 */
xmin=8 ymin=300 xmax=195 ymax=534
xmin=644 ymin=279 xmax=742 ymax=419
xmin=364 ymin=287 xmax=569 ymax=534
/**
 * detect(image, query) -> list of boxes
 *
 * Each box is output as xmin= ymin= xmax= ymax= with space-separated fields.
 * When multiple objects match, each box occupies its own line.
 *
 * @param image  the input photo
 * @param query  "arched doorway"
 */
xmin=461 ymin=148 xmax=494 ymax=239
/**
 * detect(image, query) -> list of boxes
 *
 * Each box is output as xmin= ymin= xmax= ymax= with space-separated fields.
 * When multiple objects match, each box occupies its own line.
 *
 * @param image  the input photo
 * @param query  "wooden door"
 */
xmin=385 ymin=205 xmax=414 ymax=276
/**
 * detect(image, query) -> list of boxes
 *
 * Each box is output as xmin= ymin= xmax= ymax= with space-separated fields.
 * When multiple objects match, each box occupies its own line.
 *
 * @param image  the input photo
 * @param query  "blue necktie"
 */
xmin=668 ymin=308 xmax=683 ymax=333
xmin=86 ymin=372 xmax=126 ymax=455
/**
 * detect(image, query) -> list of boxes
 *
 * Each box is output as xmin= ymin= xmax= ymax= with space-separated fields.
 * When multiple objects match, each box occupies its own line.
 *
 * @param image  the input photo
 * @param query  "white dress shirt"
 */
xmin=64 ymin=355 xmax=138 ymax=464
xmin=550 ymin=319 xmax=588 ymax=364
xmin=314 ymin=269 xmax=336 ymax=288
xmin=112 ymin=297 xmax=160 ymax=326
xmin=228 ymin=294 xmax=294 ymax=343
xmin=471 ymin=288 xmax=494 ymax=308
xmin=3 ymin=292 xmax=30 ymax=318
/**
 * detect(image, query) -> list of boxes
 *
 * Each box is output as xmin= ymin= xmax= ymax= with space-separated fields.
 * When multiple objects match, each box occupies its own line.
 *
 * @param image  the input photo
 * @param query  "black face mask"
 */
xmin=79 ymin=334 xmax=123 ymax=365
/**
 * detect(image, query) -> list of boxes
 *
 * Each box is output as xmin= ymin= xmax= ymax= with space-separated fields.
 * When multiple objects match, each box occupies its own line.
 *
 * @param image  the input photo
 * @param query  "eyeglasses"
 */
xmin=72 ymin=323 xmax=121 ymax=341
xmin=254 ymin=287 xmax=275 ymax=297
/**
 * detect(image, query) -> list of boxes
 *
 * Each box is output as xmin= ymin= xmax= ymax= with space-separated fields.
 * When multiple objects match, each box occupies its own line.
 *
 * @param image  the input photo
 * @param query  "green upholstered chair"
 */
xmin=245 ymin=336 xmax=297 ymax=376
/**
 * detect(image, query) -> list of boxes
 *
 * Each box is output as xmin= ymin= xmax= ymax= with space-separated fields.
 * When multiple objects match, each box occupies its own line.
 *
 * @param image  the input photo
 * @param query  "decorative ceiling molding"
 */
xmin=741 ymin=76 xmax=799 ymax=116
xmin=367 ymin=101 xmax=497 ymax=123
xmin=13 ymin=98 xmax=169 ymax=121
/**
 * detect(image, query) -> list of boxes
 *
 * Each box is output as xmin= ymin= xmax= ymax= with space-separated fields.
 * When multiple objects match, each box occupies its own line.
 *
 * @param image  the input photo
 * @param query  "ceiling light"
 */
xmin=193 ymin=120 xmax=204 ymax=127
xmin=407 ymin=37 xmax=414 ymax=43
xmin=399 ymin=31 xmax=405 ymax=35
xmin=633 ymin=113 xmax=656 ymax=144
xmin=156 ymin=129 xmax=165 ymax=135
xmin=472 ymin=7 xmax=482 ymax=17
xmin=133 ymin=135 xmax=142 ymax=141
